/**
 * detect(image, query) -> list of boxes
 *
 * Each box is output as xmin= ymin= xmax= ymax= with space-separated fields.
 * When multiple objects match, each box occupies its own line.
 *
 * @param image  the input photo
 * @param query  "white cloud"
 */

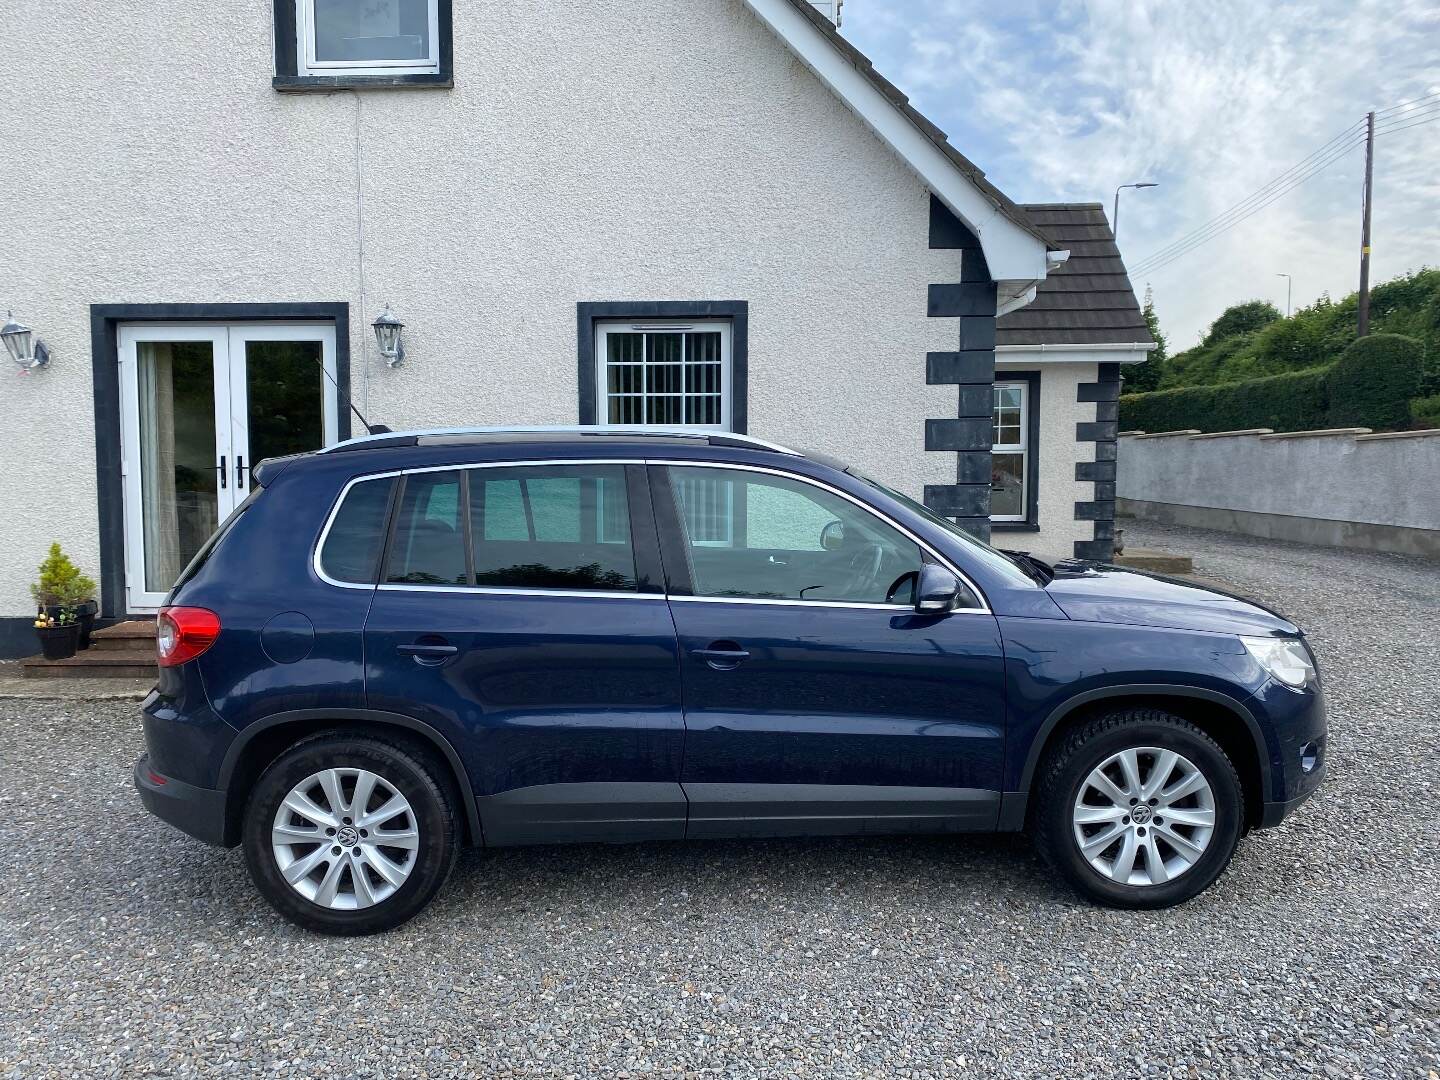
xmin=844 ymin=0 xmax=1440 ymax=345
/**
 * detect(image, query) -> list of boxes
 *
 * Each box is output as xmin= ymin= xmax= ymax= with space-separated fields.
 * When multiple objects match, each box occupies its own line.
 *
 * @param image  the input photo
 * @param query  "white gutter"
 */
xmin=996 ymin=343 xmax=1158 ymax=353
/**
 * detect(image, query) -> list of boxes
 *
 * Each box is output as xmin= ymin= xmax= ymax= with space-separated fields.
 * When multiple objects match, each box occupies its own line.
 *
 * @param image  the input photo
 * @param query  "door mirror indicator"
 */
xmin=915 ymin=564 xmax=961 ymax=614
xmin=819 ymin=519 xmax=845 ymax=551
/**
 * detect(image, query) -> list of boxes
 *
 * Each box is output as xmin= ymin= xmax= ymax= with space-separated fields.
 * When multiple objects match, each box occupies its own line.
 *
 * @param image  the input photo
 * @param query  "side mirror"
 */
xmin=820 ymin=519 xmax=846 ymax=551
xmin=915 ymin=563 xmax=961 ymax=614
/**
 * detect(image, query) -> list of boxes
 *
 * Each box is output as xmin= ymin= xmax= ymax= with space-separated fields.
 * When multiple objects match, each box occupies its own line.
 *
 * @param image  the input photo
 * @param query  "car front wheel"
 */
xmin=243 ymin=732 xmax=459 ymax=935
xmin=1032 ymin=709 xmax=1245 ymax=908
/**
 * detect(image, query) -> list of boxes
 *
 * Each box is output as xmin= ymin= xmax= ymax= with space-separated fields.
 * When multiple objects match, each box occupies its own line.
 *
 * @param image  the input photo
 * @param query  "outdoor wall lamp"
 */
xmin=372 ymin=305 xmax=406 ymax=368
xmin=1 ymin=311 xmax=51 ymax=372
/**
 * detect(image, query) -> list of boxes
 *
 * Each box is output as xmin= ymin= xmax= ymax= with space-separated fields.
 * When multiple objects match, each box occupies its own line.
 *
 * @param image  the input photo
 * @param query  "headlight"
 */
xmin=1241 ymin=636 xmax=1316 ymax=690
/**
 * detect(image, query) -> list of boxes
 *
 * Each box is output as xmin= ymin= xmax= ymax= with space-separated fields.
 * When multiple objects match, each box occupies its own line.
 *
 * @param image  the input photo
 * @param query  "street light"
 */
xmin=1113 ymin=182 xmax=1158 ymax=241
xmin=1276 ymin=273 xmax=1293 ymax=318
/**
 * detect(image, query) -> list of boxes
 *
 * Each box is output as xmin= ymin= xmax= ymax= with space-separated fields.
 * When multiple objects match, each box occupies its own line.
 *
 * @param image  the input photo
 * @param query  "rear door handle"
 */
xmin=691 ymin=644 xmax=751 ymax=670
xmin=397 ymin=643 xmax=458 ymax=666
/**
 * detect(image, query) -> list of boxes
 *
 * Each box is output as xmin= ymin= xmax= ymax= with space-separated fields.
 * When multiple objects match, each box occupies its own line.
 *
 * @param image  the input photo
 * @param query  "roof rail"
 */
xmin=318 ymin=425 xmax=801 ymax=456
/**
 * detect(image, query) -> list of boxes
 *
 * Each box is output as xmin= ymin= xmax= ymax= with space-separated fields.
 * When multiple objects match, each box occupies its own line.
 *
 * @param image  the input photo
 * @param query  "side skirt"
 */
xmin=473 ymin=782 xmax=1004 ymax=845
xmin=683 ymin=783 xmax=1000 ymax=839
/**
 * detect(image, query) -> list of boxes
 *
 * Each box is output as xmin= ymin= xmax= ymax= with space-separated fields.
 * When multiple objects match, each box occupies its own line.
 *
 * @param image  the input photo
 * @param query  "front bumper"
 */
xmin=1260 ymin=765 xmax=1325 ymax=827
xmin=134 ymin=754 xmax=230 ymax=847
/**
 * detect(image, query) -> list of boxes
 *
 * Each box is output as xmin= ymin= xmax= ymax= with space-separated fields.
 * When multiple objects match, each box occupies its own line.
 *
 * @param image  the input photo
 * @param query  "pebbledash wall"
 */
xmin=0 ymin=0 xmax=1008 ymax=627
xmin=1117 ymin=428 xmax=1440 ymax=559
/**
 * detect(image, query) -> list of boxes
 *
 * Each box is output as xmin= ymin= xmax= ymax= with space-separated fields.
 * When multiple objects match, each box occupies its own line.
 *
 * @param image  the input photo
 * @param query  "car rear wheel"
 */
xmin=1032 ymin=709 xmax=1244 ymax=908
xmin=243 ymin=732 xmax=459 ymax=935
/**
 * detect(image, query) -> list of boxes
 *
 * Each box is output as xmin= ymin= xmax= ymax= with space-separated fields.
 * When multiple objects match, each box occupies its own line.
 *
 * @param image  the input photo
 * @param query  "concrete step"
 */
xmin=21 ymin=648 xmax=156 ymax=680
xmin=90 ymin=620 xmax=156 ymax=651
xmin=1113 ymin=547 xmax=1195 ymax=575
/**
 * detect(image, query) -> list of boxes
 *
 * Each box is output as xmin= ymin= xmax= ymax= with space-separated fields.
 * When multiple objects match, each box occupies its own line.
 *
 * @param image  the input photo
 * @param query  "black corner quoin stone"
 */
xmin=924 ymin=197 xmax=997 ymax=539
xmin=1073 ymin=362 xmax=1124 ymax=560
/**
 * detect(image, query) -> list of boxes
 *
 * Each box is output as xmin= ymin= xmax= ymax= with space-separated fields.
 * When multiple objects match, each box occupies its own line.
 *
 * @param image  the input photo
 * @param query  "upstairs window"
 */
xmin=598 ymin=322 xmax=732 ymax=430
xmin=275 ymin=0 xmax=452 ymax=88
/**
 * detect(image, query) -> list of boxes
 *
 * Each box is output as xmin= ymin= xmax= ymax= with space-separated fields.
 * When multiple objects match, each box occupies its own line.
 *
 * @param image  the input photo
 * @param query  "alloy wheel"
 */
xmin=270 ymin=768 xmax=420 ymax=910
xmin=1071 ymin=746 xmax=1216 ymax=887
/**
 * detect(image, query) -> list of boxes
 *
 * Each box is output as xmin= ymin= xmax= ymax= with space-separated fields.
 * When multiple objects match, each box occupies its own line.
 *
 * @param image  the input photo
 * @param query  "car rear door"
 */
xmin=361 ymin=460 xmax=687 ymax=844
xmin=652 ymin=462 xmax=1008 ymax=838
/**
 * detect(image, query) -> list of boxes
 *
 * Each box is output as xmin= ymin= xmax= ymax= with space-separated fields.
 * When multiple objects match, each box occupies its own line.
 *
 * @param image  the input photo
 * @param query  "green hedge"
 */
xmin=1324 ymin=333 xmax=1424 ymax=430
xmin=1119 ymin=332 xmax=1426 ymax=433
xmin=1119 ymin=367 xmax=1329 ymax=434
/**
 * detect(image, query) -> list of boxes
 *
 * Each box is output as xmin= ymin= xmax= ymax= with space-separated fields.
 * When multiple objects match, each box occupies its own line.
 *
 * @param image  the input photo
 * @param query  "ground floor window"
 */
xmin=597 ymin=321 xmax=732 ymax=429
xmin=577 ymin=301 xmax=749 ymax=434
xmin=991 ymin=373 xmax=1040 ymax=528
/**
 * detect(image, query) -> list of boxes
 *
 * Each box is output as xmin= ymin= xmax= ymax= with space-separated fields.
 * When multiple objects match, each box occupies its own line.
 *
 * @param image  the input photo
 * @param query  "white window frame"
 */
xmin=991 ymin=381 xmax=1028 ymax=523
xmin=595 ymin=320 xmax=734 ymax=433
xmin=296 ymin=0 xmax=441 ymax=76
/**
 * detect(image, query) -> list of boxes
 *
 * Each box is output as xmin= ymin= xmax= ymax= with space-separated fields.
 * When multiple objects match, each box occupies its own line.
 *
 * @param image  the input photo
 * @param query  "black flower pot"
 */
xmin=36 ymin=622 xmax=80 ymax=661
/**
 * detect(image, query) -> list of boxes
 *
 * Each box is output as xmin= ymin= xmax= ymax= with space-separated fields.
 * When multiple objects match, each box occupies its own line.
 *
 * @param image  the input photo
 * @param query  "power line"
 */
xmin=1374 ymin=105 xmax=1440 ymax=135
xmin=1127 ymin=120 xmax=1365 ymax=272
xmin=1374 ymin=89 xmax=1440 ymax=116
xmin=1129 ymin=134 xmax=1365 ymax=276
xmin=1375 ymin=113 xmax=1440 ymax=138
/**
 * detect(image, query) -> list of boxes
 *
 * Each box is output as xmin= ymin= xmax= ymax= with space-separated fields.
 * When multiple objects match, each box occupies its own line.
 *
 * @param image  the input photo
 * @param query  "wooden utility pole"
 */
xmin=1358 ymin=110 xmax=1375 ymax=337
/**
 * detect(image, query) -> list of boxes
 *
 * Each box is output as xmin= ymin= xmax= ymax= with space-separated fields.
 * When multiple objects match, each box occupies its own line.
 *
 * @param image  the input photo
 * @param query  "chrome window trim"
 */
xmin=311 ymin=457 xmax=991 ymax=615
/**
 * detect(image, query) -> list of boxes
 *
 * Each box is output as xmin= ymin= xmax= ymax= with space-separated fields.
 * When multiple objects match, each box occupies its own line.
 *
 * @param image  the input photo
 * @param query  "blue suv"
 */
xmin=135 ymin=427 xmax=1326 ymax=934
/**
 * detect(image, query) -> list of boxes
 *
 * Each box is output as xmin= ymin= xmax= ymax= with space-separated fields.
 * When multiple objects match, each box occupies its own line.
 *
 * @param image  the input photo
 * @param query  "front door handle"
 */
xmin=691 ymin=643 xmax=751 ymax=670
xmin=397 ymin=642 xmax=458 ymax=667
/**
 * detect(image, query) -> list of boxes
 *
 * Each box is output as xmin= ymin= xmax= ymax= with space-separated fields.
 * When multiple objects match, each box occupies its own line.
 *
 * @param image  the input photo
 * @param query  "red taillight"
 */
xmin=156 ymin=607 xmax=221 ymax=667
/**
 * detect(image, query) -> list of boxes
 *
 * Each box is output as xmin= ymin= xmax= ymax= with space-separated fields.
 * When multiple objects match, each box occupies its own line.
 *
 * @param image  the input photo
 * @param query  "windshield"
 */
xmin=851 ymin=472 xmax=1038 ymax=588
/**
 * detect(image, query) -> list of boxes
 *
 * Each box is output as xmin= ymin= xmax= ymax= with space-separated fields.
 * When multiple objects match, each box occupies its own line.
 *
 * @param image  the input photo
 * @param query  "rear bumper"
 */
xmin=134 ymin=754 xmax=231 ymax=847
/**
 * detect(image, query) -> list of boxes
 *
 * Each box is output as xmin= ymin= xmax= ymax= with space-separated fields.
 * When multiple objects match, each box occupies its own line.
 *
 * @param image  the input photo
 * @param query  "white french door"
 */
xmin=118 ymin=323 xmax=338 ymax=611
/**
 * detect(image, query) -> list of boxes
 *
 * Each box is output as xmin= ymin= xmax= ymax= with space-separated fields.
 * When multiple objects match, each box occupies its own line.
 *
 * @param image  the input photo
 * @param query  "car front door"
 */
xmin=653 ymin=463 xmax=1007 ymax=838
xmin=362 ymin=460 xmax=686 ymax=844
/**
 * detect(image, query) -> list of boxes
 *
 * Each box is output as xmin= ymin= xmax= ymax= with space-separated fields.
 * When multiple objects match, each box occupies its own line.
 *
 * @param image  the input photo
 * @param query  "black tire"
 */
xmin=1031 ymin=709 xmax=1244 ymax=909
xmin=243 ymin=731 xmax=460 ymax=935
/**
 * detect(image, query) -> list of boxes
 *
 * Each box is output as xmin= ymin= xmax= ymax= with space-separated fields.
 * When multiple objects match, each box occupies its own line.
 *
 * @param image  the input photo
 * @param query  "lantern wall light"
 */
xmin=372 ymin=305 xmax=405 ymax=368
xmin=1 ymin=311 xmax=51 ymax=372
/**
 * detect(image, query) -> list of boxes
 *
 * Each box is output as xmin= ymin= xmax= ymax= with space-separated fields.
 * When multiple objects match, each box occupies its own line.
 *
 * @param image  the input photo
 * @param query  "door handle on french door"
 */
xmin=397 ymin=642 xmax=459 ymax=667
xmin=235 ymin=455 xmax=246 ymax=489
xmin=691 ymin=643 xmax=751 ymax=670
xmin=216 ymin=455 xmax=227 ymax=489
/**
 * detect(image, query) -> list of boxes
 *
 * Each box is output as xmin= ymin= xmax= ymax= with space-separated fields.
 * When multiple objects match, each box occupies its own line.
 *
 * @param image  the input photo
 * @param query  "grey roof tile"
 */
xmin=996 ymin=203 xmax=1154 ymax=347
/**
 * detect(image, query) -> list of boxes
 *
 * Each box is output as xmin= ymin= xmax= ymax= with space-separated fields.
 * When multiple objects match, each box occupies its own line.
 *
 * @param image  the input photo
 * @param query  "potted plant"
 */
xmin=33 ymin=608 xmax=80 ymax=660
xmin=30 ymin=543 xmax=99 ymax=651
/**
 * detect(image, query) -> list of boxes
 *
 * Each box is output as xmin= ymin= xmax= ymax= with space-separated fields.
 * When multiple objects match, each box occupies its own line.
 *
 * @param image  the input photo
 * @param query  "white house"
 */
xmin=0 ymin=0 xmax=1150 ymax=656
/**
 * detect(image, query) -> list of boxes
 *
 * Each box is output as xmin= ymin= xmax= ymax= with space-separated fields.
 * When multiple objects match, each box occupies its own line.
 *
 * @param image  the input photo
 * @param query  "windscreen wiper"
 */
xmin=1000 ymin=549 xmax=1055 ymax=585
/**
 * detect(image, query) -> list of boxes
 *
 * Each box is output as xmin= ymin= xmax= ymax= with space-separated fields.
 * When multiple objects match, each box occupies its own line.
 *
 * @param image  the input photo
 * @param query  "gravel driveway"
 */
xmin=3 ymin=521 xmax=1438 ymax=1078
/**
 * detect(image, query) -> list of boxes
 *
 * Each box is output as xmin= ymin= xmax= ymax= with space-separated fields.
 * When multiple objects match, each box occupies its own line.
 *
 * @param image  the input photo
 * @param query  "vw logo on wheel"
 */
xmin=336 ymin=825 xmax=360 ymax=847
xmin=1130 ymin=804 xmax=1153 ymax=825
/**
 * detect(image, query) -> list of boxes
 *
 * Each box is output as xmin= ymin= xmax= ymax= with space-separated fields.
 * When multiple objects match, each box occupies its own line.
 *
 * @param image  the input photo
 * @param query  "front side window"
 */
xmin=991 ymin=382 xmax=1028 ymax=522
xmin=598 ymin=322 xmax=731 ymax=430
xmin=666 ymin=467 xmax=923 ymax=605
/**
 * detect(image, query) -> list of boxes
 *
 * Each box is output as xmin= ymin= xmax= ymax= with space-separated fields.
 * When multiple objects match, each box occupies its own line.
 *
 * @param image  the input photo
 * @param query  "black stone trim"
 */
xmin=925 ymin=418 xmax=991 ymax=452
xmin=272 ymin=0 xmax=453 ymax=91
xmin=576 ymin=301 xmax=748 ymax=434
xmin=928 ymin=282 xmax=999 ymax=319
xmin=1073 ymin=362 xmax=1122 ymax=560
xmin=1075 ymin=459 xmax=1116 ymax=482
xmin=993 ymin=370 xmax=1041 ymax=531
xmin=926 ymin=198 xmax=996 ymax=541
xmin=90 ymin=302 xmax=351 ymax=621
xmin=926 ymin=351 xmax=994 ymax=385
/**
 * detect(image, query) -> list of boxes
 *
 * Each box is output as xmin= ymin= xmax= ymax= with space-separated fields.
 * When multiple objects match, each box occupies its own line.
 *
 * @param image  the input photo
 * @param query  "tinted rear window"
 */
xmin=320 ymin=477 xmax=394 ymax=584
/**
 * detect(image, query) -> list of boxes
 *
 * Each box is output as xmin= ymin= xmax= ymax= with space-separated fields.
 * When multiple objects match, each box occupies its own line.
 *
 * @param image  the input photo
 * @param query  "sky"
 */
xmin=840 ymin=0 xmax=1440 ymax=348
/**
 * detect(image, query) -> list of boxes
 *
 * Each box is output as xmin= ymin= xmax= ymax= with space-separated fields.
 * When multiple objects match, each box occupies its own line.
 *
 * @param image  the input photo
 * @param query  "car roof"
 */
xmin=318 ymin=425 xmax=803 ymax=457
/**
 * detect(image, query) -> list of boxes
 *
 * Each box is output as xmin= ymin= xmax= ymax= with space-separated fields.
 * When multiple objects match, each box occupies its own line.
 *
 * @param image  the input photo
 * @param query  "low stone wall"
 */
xmin=1116 ymin=427 xmax=1440 ymax=559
